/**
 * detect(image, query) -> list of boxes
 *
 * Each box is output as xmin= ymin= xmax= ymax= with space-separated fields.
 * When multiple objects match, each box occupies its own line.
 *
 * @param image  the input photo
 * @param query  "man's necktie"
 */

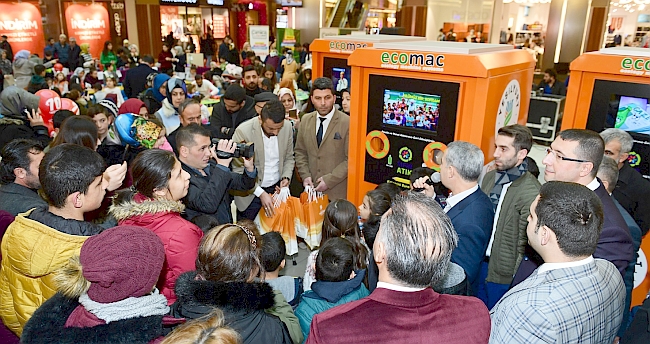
xmin=316 ymin=117 xmax=326 ymax=147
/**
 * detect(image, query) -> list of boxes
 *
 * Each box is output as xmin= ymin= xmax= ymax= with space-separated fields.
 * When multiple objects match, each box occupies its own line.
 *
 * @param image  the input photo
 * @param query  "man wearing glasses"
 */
xmin=479 ymin=124 xmax=541 ymax=309
xmin=513 ymin=129 xmax=634 ymax=288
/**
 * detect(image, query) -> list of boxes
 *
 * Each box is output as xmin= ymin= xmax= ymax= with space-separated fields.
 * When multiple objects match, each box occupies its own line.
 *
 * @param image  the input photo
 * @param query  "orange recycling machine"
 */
xmin=345 ymin=41 xmax=535 ymax=206
xmin=310 ymin=34 xmax=424 ymax=88
xmin=561 ymin=47 xmax=650 ymax=307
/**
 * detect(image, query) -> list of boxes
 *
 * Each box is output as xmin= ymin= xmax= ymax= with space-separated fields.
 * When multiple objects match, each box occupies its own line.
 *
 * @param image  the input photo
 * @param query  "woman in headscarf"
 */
xmin=69 ymin=68 xmax=86 ymax=91
xmin=173 ymin=46 xmax=186 ymax=75
xmin=0 ymin=86 xmax=50 ymax=149
xmin=79 ymin=43 xmax=95 ymax=70
xmin=154 ymin=77 xmax=186 ymax=133
xmin=119 ymin=98 xmax=148 ymax=117
xmin=240 ymin=42 xmax=252 ymax=62
xmin=143 ymin=73 xmax=170 ymax=115
xmin=12 ymin=50 xmax=36 ymax=90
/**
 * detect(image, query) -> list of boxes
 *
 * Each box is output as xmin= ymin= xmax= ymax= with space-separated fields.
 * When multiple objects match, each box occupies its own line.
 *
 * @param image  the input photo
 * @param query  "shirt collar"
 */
xmin=376 ymin=281 xmax=426 ymax=292
xmin=444 ymin=185 xmax=479 ymax=211
xmin=318 ymin=106 xmax=336 ymax=121
xmin=585 ymin=178 xmax=600 ymax=191
xmin=537 ymin=256 xmax=594 ymax=274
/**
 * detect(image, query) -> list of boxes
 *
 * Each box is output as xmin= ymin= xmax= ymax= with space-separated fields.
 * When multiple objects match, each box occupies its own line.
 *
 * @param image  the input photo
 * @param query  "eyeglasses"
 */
xmin=545 ymin=147 xmax=589 ymax=163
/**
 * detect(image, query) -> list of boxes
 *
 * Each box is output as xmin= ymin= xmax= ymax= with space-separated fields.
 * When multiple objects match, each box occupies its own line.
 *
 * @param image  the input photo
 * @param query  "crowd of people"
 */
xmin=0 ymin=31 xmax=649 ymax=344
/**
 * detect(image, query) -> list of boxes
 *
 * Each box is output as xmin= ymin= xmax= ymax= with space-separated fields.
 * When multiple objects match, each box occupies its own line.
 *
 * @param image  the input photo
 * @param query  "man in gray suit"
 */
xmin=294 ymin=78 xmax=349 ymax=200
xmin=490 ymin=181 xmax=625 ymax=344
xmin=232 ymin=98 xmax=295 ymax=220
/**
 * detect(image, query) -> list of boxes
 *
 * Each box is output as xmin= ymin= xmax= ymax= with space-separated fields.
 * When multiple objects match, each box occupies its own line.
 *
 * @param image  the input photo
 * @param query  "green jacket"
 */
xmin=481 ymin=170 xmax=540 ymax=285
xmin=266 ymin=289 xmax=303 ymax=344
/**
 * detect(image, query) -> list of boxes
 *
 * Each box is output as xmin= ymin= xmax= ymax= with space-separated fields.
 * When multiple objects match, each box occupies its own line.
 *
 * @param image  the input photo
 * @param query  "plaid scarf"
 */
xmin=488 ymin=159 xmax=528 ymax=211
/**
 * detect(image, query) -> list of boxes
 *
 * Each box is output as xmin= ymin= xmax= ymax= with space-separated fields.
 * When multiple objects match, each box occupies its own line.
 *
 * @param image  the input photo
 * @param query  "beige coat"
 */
xmin=294 ymin=109 xmax=349 ymax=200
xmin=231 ymin=117 xmax=295 ymax=211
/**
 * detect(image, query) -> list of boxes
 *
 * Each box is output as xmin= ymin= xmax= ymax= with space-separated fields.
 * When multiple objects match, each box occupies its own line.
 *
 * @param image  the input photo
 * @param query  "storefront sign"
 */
xmin=380 ymin=52 xmax=445 ymax=72
xmin=0 ymin=2 xmax=44 ymax=57
xmin=159 ymin=0 xmax=224 ymax=5
xmin=249 ymin=25 xmax=269 ymax=60
xmin=329 ymin=41 xmax=367 ymax=54
xmin=65 ymin=4 xmax=111 ymax=60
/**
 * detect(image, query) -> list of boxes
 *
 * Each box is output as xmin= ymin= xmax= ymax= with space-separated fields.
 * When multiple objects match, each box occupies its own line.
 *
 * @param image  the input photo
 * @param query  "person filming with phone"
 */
xmin=176 ymin=123 xmax=257 ymax=224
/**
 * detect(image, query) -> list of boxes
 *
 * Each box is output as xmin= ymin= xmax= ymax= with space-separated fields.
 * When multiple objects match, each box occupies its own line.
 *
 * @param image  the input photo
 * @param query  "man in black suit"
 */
xmin=123 ymin=55 xmax=156 ymax=99
xmin=600 ymin=128 xmax=650 ymax=236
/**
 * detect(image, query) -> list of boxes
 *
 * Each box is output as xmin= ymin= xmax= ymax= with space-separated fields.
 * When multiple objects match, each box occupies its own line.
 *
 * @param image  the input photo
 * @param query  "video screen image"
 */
xmin=616 ymin=96 xmax=650 ymax=136
xmin=332 ymin=67 xmax=351 ymax=93
xmin=382 ymin=90 xmax=441 ymax=132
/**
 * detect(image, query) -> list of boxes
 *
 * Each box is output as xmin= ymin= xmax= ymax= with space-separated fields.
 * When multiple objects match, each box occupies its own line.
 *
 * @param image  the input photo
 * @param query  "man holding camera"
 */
xmin=232 ymin=99 xmax=295 ymax=220
xmin=176 ymin=123 xmax=257 ymax=223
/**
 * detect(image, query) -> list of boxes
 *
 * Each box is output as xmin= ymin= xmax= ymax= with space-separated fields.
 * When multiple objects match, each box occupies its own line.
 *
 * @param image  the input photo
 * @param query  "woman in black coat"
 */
xmin=171 ymin=224 xmax=293 ymax=344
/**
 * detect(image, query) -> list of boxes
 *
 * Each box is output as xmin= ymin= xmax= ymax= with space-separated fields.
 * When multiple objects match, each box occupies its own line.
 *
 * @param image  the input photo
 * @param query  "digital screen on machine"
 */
xmin=382 ymin=90 xmax=441 ymax=133
xmin=616 ymin=96 xmax=650 ymax=136
xmin=332 ymin=67 xmax=351 ymax=92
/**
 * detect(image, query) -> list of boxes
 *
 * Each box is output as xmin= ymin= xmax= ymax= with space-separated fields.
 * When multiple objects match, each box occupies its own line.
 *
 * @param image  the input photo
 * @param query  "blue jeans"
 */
xmin=476 ymin=261 xmax=510 ymax=310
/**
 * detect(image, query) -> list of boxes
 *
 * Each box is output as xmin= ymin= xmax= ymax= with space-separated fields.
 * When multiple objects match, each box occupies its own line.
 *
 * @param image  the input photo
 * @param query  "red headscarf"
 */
xmin=119 ymin=98 xmax=147 ymax=116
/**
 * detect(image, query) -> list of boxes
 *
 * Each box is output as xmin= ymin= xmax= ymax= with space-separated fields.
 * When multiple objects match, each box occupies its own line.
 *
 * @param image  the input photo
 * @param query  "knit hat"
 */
xmin=99 ymin=99 xmax=118 ymax=118
xmin=80 ymin=226 xmax=165 ymax=303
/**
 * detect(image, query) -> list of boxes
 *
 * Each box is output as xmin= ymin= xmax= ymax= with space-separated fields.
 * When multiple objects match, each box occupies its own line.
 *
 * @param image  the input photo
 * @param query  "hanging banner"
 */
xmin=281 ymin=28 xmax=297 ymax=47
xmin=65 ymin=3 xmax=111 ymax=61
xmin=249 ymin=25 xmax=269 ymax=60
xmin=0 ymin=2 xmax=44 ymax=57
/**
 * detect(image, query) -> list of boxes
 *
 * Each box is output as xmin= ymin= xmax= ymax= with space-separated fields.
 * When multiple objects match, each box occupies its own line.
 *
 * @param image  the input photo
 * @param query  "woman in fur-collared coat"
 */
xmin=170 ymin=224 xmax=293 ymax=344
xmin=109 ymin=149 xmax=203 ymax=305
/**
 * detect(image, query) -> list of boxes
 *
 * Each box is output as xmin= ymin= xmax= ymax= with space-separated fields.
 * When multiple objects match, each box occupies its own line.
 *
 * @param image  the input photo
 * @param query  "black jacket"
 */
xmin=124 ymin=64 xmax=156 ymax=99
xmin=181 ymin=160 xmax=256 ymax=223
xmin=172 ymin=271 xmax=292 ymax=344
xmin=68 ymin=44 xmax=82 ymax=71
xmin=536 ymin=80 xmax=567 ymax=96
xmin=0 ymin=183 xmax=47 ymax=216
xmin=0 ymin=117 xmax=50 ymax=152
xmin=614 ymin=163 xmax=650 ymax=235
xmin=21 ymin=293 xmax=165 ymax=344
xmin=208 ymin=95 xmax=256 ymax=139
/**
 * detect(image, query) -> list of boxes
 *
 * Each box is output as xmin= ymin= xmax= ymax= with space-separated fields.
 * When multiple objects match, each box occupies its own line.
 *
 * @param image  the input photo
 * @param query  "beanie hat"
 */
xmin=99 ymin=99 xmax=118 ymax=118
xmin=80 ymin=226 xmax=165 ymax=303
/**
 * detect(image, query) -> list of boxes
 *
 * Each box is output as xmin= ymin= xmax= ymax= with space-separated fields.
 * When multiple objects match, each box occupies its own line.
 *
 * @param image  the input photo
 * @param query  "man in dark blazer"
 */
xmin=416 ymin=141 xmax=495 ymax=295
xmin=294 ymin=78 xmax=348 ymax=200
xmin=123 ymin=55 xmax=156 ymax=99
xmin=306 ymin=192 xmax=490 ymax=344
xmin=600 ymin=128 xmax=650 ymax=236
xmin=515 ymin=129 xmax=634 ymax=285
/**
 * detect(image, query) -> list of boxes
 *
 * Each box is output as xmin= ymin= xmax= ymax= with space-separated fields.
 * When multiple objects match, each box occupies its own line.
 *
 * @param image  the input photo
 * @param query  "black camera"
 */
xmin=211 ymin=138 xmax=255 ymax=159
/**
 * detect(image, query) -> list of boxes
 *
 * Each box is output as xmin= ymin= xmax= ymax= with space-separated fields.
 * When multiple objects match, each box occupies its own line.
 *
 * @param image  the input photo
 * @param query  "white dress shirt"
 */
xmin=253 ymin=132 xmax=280 ymax=197
xmin=486 ymin=182 xmax=512 ymax=256
xmin=585 ymin=178 xmax=600 ymax=191
xmin=443 ymin=185 xmax=479 ymax=213
xmin=314 ymin=106 xmax=336 ymax=139
xmin=376 ymin=281 xmax=426 ymax=292
xmin=537 ymin=256 xmax=594 ymax=274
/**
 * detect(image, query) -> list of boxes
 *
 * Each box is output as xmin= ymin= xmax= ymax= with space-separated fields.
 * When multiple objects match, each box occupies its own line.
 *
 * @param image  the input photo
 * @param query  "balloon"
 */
xmin=53 ymin=63 xmax=64 ymax=72
xmin=35 ymin=89 xmax=61 ymax=130
xmin=60 ymin=98 xmax=80 ymax=115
